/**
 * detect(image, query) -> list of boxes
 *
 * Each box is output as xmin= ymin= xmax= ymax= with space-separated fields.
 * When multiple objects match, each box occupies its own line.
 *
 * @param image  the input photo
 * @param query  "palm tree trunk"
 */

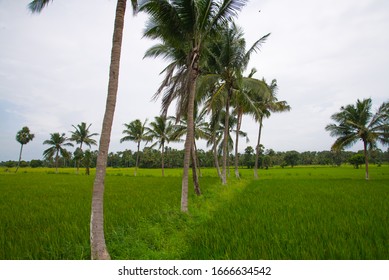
xmin=213 ymin=138 xmax=222 ymax=180
xmin=135 ymin=141 xmax=140 ymax=176
xmin=254 ymin=117 xmax=263 ymax=179
xmin=161 ymin=143 xmax=165 ymax=177
xmin=222 ymin=95 xmax=230 ymax=185
xmin=234 ymin=110 xmax=243 ymax=178
xmin=193 ymin=140 xmax=202 ymax=177
xmin=363 ymin=140 xmax=369 ymax=180
xmin=15 ymin=144 xmax=23 ymax=173
xmin=191 ymin=142 xmax=201 ymax=196
xmin=55 ymin=149 xmax=59 ymax=174
xmin=91 ymin=0 xmax=127 ymax=260
xmin=181 ymin=51 xmax=198 ymax=212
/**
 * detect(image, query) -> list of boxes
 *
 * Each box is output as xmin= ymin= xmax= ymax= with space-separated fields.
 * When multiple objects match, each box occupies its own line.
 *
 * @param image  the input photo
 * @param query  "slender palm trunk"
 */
xmin=76 ymin=142 xmax=83 ymax=175
xmin=91 ymin=0 xmax=126 ymax=260
xmin=193 ymin=140 xmax=202 ymax=177
xmin=222 ymin=94 xmax=231 ymax=185
xmin=161 ymin=143 xmax=165 ymax=177
xmin=135 ymin=141 xmax=140 ymax=176
xmin=15 ymin=144 xmax=24 ymax=173
xmin=55 ymin=149 xmax=59 ymax=174
xmin=191 ymin=141 xmax=201 ymax=196
xmin=234 ymin=110 xmax=243 ymax=178
xmin=213 ymin=138 xmax=222 ymax=180
xmin=254 ymin=117 xmax=263 ymax=179
xmin=363 ymin=140 xmax=369 ymax=180
xmin=181 ymin=51 xmax=198 ymax=212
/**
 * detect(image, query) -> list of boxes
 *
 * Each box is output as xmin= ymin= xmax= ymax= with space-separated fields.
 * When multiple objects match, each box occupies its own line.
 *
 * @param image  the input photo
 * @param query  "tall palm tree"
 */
xmin=201 ymin=22 xmax=270 ymax=184
xmin=253 ymin=79 xmax=290 ymax=178
xmin=15 ymin=126 xmax=35 ymax=173
xmin=70 ymin=122 xmax=98 ymax=173
xmin=145 ymin=116 xmax=175 ymax=177
xmin=29 ymin=0 xmax=139 ymax=260
xmin=140 ymin=0 xmax=249 ymax=212
xmin=43 ymin=133 xmax=74 ymax=173
xmin=232 ymin=68 xmax=268 ymax=178
xmin=120 ymin=119 xmax=148 ymax=176
xmin=325 ymin=98 xmax=389 ymax=180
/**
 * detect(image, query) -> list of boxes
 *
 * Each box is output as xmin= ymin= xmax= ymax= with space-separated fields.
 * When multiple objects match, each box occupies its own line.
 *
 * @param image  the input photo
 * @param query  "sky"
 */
xmin=0 ymin=0 xmax=388 ymax=161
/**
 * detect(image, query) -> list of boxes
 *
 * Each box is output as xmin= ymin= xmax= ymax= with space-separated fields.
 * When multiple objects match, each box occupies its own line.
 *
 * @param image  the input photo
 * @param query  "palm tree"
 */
xmin=43 ymin=133 xmax=74 ymax=173
xmin=253 ymin=79 xmax=291 ymax=178
xmin=201 ymin=22 xmax=270 ymax=184
xmin=29 ymin=0 xmax=139 ymax=260
xmin=140 ymin=0 xmax=249 ymax=212
xmin=325 ymin=98 xmax=389 ymax=180
xmin=232 ymin=68 xmax=268 ymax=178
xmin=145 ymin=116 xmax=175 ymax=177
xmin=82 ymin=149 xmax=93 ymax=175
xmin=70 ymin=122 xmax=98 ymax=174
xmin=120 ymin=119 xmax=148 ymax=176
xmin=15 ymin=126 xmax=35 ymax=173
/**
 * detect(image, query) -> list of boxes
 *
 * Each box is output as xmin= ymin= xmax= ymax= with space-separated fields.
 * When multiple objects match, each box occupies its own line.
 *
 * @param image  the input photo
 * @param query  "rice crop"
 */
xmin=0 ymin=165 xmax=388 ymax=259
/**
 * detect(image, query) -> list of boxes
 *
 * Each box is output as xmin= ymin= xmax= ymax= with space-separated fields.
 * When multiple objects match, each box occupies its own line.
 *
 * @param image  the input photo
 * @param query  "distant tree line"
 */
xmin=2 ymin=146 xmax=388 ymax=171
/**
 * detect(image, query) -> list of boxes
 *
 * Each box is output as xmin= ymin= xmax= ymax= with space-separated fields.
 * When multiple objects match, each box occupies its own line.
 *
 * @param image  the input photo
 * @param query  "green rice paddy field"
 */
xmin=0 ymin=165 xmax=388 ymax=260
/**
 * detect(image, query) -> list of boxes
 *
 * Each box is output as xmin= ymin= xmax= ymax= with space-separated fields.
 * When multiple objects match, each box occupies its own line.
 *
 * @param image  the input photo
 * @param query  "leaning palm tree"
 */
xmin=140 ymin=0 xmax=249 ymax=212
xmin=145 ymin=116 xmax=175 ymax=177
xmin=253 ymin=79 xmax=291 ymax=178
xmin=70 ymin=122 xmax=98 ymax=174
xmin=29 ymin=0 xmax=139 ymax=260
xmin=43 ymin=133 xmax=74 ymax=173
xmin=15 ymin=126 xmax=35 ymax=173
xmin=325 ymin=98 xmax=389 ymax=180
xmin=120 ymin=119 xmax=148 ymax=176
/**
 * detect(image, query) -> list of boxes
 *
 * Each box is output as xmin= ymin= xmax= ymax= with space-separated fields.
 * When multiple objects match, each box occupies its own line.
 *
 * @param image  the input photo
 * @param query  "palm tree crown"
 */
xmin=15 ymin=126 xmax=35 ymax=173
xmin=43 ymin=132 xmax=74 ymax=173
xmin=325 ymin=98 xmax=389 ymax=179
xmin=70 ymin=122 xmax=98 ymax=150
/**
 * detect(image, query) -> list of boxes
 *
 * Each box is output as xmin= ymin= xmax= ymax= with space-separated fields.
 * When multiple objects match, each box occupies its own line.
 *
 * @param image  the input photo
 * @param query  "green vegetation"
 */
xmin=1 ymin=165 xmax=388 ymax=259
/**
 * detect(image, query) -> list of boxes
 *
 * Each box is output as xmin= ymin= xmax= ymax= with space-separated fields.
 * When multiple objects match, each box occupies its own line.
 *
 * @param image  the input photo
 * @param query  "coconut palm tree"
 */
xmin=253 ymin=79 xmax=291 ymax=178
xmin=120 ymin=119 xmax=148 ymax=176
xmin=15 ymin=126 xmax=35 ymax=173
xmin=145 ymin=116 xmax=175 ymax=177
xmin=325 ymin=98 xmax=389 ymax=180
xmin=232 ymin=68 xmax=268 ymax=178
xmin=43 ymin=133 xmax=74 ymax=173
xmin=70 ymin=122 xmax=98 ymax=174
xmin=28 ymin=0 xmax=139 ymax=260
xmin=201 ymin=22 xmax=270 ymax=184
xmin=140 ymin=0 xmax=249 ymax=212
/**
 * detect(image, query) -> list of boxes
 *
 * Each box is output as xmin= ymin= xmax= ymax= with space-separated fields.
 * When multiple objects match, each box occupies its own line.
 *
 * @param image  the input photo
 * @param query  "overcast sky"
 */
xmin=1 ymin=0 xmax=388 ymax=161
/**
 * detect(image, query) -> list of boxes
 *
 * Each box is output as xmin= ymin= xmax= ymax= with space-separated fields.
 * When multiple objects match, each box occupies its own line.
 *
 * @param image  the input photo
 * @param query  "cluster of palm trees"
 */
xmin=27 ymin=0 xmax=287 ymax=259
xmin=41 ymin=122 xmax=99 ymax=174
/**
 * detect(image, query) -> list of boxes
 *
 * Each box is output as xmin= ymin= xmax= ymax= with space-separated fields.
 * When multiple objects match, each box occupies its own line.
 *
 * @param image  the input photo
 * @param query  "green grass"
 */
xmin=0 ymin=165 xmax=388 ymax=259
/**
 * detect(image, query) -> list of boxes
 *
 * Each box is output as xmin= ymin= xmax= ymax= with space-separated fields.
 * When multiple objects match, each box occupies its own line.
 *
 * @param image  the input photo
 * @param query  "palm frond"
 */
xmin=28 ymin=0 xmax=53 ymax=13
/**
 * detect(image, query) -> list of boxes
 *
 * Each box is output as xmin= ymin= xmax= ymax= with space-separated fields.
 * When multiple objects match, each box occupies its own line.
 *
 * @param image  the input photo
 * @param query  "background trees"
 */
xmin=42 ymin=133 xmax=74 ymax=173
xmin=326 ymin=98 xmax=389 ymax=180
xmin=145 ymin=116 xmax=175 ymax=177
xmin=70 ymin=122 xmax=98 ymax=174
xmin=120 ymin=119 xmax=148 ymax=176
xmin=15 ymin=126 xmax=35 ymax=173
